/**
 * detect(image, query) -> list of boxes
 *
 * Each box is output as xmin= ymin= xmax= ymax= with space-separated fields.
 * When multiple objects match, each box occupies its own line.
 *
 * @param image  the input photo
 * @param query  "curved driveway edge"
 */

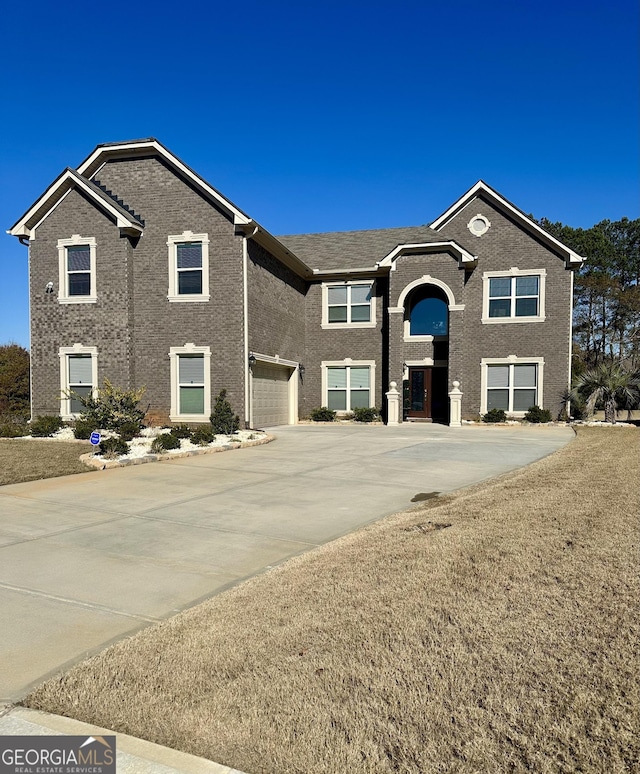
xmin=0 ymin=422 xmax=573 ymax=702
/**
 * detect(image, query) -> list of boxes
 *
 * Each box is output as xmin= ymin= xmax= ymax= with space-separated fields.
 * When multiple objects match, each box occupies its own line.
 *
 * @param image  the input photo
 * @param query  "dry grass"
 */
xmin=0 ymin=439 xmax=92 ymax=486
xmin=24 ymin=428 xmax=639 ymax=773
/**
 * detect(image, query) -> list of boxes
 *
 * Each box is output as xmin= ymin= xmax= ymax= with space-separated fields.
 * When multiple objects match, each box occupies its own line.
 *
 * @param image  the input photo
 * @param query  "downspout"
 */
xmin=243 ymin=224 xmax=259 ymax=428
xmin=22 ymin=237 xmax=34 ymax=420
xmin=567 ymin=267 xmax=575 ymax=418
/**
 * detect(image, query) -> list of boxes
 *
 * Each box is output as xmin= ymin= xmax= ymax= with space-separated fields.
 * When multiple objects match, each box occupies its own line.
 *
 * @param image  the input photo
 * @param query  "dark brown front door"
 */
xmin=406 ymin=367 xmax=448 ymax=420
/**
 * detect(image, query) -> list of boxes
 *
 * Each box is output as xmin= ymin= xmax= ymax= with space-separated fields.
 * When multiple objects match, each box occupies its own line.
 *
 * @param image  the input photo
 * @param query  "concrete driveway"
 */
xmin=0 ymin=422 xmax=573 ymax=701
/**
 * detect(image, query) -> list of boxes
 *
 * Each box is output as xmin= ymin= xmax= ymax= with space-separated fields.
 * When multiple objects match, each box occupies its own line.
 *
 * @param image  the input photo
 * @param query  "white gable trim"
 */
xmin=430 ymin=180 xmax=585 ymax=267
xmin=377 ymin=241 xmax=477 ymax=270
xmin=9 ymin=169 xmax=143 ymax=240
xmin=77 ymin=139 xmax=252 ymax=227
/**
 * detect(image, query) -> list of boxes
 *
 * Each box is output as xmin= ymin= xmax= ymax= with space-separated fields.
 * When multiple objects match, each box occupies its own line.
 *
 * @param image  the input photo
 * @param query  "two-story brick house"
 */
xmin=9 ymin=139 xmax=584 ymax=427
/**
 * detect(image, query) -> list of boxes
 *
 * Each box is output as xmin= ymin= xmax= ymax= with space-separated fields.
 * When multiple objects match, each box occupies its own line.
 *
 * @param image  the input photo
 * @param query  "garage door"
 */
xmin=252 ymin=363 xmax=292 ymax=427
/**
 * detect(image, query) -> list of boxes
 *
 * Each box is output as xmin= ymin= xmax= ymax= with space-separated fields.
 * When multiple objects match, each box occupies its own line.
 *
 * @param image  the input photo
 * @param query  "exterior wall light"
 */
xmin=299 ymin=363 xmax=305 ymax=379
xmin=248 ymin=352 xmax=256 ymax=367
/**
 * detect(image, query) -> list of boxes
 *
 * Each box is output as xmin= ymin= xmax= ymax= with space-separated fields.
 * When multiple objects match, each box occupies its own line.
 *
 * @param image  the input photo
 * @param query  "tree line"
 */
xmin=537 ymin=216 xmax=640 ymax=373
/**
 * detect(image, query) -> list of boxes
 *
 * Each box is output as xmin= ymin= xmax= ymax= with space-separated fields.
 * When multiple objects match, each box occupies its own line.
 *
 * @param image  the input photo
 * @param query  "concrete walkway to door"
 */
xmin=0 ymin=422 xmax=573 ymax=701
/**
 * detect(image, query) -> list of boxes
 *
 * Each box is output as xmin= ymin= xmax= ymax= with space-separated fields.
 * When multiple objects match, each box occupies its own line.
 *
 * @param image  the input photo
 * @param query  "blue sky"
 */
xmin=1 ymin=0 xmax=638 ymax=348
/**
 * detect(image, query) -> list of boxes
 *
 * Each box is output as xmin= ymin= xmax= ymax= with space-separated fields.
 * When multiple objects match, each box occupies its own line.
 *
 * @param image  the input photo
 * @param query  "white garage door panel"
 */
xmin=252 ymin=364 xmax=291 ymax=427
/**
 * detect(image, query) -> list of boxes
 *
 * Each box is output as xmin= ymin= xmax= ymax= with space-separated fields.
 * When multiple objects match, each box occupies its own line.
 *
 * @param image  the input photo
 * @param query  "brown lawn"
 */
xmin=0 ymin=439 xmax=92 ymax=486
xmin=24 ymin=427 xmax=640 ymax=773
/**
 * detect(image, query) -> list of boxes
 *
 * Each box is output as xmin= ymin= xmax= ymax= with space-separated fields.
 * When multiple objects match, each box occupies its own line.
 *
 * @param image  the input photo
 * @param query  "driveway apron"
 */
xmin=0 ymin=423 xmax=573 ymax=701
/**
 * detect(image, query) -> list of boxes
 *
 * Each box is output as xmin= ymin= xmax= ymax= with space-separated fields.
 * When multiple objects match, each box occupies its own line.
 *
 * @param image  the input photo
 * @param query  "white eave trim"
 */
xmin=9 ymin=169 xmax=143 ymax=239
xmin=377 ymin=241 xmax=477 ymax=269
xmin=430 ymin=180 xmax=586 ymax=267
xmin=77 ymin=139 xmax=252 ymax=227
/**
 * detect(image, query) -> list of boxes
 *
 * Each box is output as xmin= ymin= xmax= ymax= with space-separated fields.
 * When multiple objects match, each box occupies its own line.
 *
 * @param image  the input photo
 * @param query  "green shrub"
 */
xmin=310 ymin=407 xmax=336 ymax=422
xmin=73 ymin=418 xmax=99 ymax=440
xmin=524 ymin=405 xmax=552 ymax=423
xmin=98 ymin=436 xmax=129 ymax=457
xmin=0 ymin=344 xmax=30 ymax=419
xmin=191 ymin=427 xmax=215 ymax=446
xmin=170 ymin=424 xmax=193 ymax=440
xmin=0 ymin=420 xmax=27 ymax=438
xmin=117 ymin=421 xmax=142 ymax=442
xmin=353 ymin=406 xmax=380 ymax=422
xmin=482 ymin=408 xmax=507 ymax=423
xmin=30 ymin=415 xmax=64 ymax=437
xmin=71 ymin=379 xmax=146 ymax=432
xmin=210 ymin=389 xmax=240 ymax=434
xmin=151 ymin=433 xmax=181 ymax=453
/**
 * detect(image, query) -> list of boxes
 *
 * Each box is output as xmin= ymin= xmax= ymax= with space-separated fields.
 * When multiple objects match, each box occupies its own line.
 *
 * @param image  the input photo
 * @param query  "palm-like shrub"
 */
xmin=570 ymin=362 xmax=640 ymax=423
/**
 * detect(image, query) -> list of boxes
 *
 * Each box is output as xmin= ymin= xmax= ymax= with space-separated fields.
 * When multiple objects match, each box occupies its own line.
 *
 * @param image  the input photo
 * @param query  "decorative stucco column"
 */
xmin=386 ymin=381 xmax=401 ymax=425
xmin=448 ymin=380 xmax=462 ymax=427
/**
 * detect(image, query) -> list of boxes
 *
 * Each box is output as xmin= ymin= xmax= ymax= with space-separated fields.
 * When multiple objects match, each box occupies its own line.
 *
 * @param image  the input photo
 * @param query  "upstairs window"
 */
xmin=176 ymin=242 xmax=203 ymax=295
xmin=322 ymin=282 xmax=375 ymax=328
xmin=167 ymin=232 xmax=210 ymax=302
xmin=482 ymin=269 xmax=546 ymax=323
xmin=57 ymin=236 xmax=97 ymax=303
xmin=409 ymin=295 xmax=448 ymax=336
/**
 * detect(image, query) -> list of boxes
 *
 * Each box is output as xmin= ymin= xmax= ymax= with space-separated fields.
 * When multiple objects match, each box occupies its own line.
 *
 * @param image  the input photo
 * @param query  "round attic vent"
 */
xmin=467 ymin=214 xmax=491 ymax=237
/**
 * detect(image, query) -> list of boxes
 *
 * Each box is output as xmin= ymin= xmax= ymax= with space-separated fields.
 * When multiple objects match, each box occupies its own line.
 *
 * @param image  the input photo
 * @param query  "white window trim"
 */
xmin=480 ymin=356 xmax=545 ymax=416
xmin=482 ymin=268 xmax=546 ymax=324
xmin=321 ymin=359 xmax=376 ymax=413
xmin=59 ymin=344 xmax=98 ymax=420
xmin=321 ymin=281 xmax=376 ymax=329
xmin=169 ymin=343 xmax=212 ymax=422
xmin=167 ymin=231 xmax=210 ymax=302
xmin=57 ymin=235 xmax=97 ymax=304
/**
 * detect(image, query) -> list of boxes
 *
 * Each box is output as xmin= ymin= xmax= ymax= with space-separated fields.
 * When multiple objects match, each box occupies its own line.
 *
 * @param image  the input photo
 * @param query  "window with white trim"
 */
xmin=482 ymin=269 xmax=546 ymax=323
xmin=57 ymin=236 xmax=97 ymax=303
xmin=322 ymin=282 xmax=375 ymax=328
xmin=323 ymin=362 xmax=375 ymax=411
xmin=484 ymin=362 xmax=541 ymax=413
xmin=169 ymin=344 xmax=211 ymax=421
xmin=59 ymin=345 xmax=98 ymax=418
xmin=167 ymin=232 xmax=210 ymax=302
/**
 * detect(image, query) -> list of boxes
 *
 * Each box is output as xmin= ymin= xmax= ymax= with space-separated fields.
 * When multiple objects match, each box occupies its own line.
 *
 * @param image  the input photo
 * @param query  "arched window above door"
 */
xmin=408 ymin=289 xmax=448 ymax=336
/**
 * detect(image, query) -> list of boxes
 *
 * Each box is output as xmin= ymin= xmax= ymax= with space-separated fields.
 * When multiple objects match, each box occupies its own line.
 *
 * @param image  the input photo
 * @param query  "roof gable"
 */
xmin=76 ymin=138 xmax=252 ymax=227
xmin=9 ymin=168 xmax=144 ymax=240
xmin=430 ymin=180 xmax=585 ymax=267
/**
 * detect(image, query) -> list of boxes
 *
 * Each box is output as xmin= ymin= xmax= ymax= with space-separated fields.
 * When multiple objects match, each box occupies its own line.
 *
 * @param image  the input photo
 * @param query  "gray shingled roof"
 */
xmin=277 ymin=225 xmax=447 ymax=271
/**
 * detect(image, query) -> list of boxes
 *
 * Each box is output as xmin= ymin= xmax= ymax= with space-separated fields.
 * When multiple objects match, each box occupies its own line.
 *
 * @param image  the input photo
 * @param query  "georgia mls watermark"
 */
xmin=0 ymin=735 xmax=116 ymax=774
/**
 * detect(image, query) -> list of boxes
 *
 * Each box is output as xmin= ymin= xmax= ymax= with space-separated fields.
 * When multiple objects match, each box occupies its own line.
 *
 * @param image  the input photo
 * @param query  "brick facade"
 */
xmin=12 ymin=141 xmax=581 ymax=426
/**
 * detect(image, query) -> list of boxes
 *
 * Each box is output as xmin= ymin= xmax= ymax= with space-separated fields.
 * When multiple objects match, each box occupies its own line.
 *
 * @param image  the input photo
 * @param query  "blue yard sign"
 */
xmin=90 ymin=431 xmax=101 ymax=446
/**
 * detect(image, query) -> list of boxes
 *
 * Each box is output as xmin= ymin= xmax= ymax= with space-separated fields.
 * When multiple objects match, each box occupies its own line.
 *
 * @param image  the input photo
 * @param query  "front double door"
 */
xmin=406 ymin=367 xmax=448 ymax=421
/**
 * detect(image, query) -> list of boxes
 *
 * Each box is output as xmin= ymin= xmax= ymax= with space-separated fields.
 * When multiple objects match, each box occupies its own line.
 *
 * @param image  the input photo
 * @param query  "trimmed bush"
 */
xmin=353 ymin=406 xmax=380 ymax=422
xmin=482 ymin=408 xmax=507 ymax=423
xmin=0 ymin=420 xmax=27 ymax=438
xmin=210 ymin=389 xmax=240 ymax=434
xmin=151 ymin=432 xmax=181 ymax=453
xmin=73 ymin=418 xmax=99 ymax=440
xmin=310 ymin=407 xmax=336 ymax=422
xmin=117 ymin=421 xmax=142 ymax=442
xmin=170 ymin=424 xmax=193 ymax=440
xmin=191 ymin=427 xmax=215 ymax=446
xmin=98 ymin=436 xmax=129 ymax=457
xmin=30 ymin=415 xmax=64 ymax=437
xmin=524 ymin=405 xmax=552 ymax=423
xmin=71 ymin=379 xmax=146 ymax=432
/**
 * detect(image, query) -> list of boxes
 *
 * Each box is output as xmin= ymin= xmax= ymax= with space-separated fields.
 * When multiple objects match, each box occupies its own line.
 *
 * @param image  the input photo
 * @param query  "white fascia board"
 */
xmin=77 ymin=140 xmax=252 ymax=227
xmin=430 ymin=180 xmax=586 ymax=267
xmin=9 ymin=169 xmax=142 ymax=239
xmin=377 ymin=241 xmax=477 ymax=268
xmin=312 ymin=266 xmax=381 ymax=276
